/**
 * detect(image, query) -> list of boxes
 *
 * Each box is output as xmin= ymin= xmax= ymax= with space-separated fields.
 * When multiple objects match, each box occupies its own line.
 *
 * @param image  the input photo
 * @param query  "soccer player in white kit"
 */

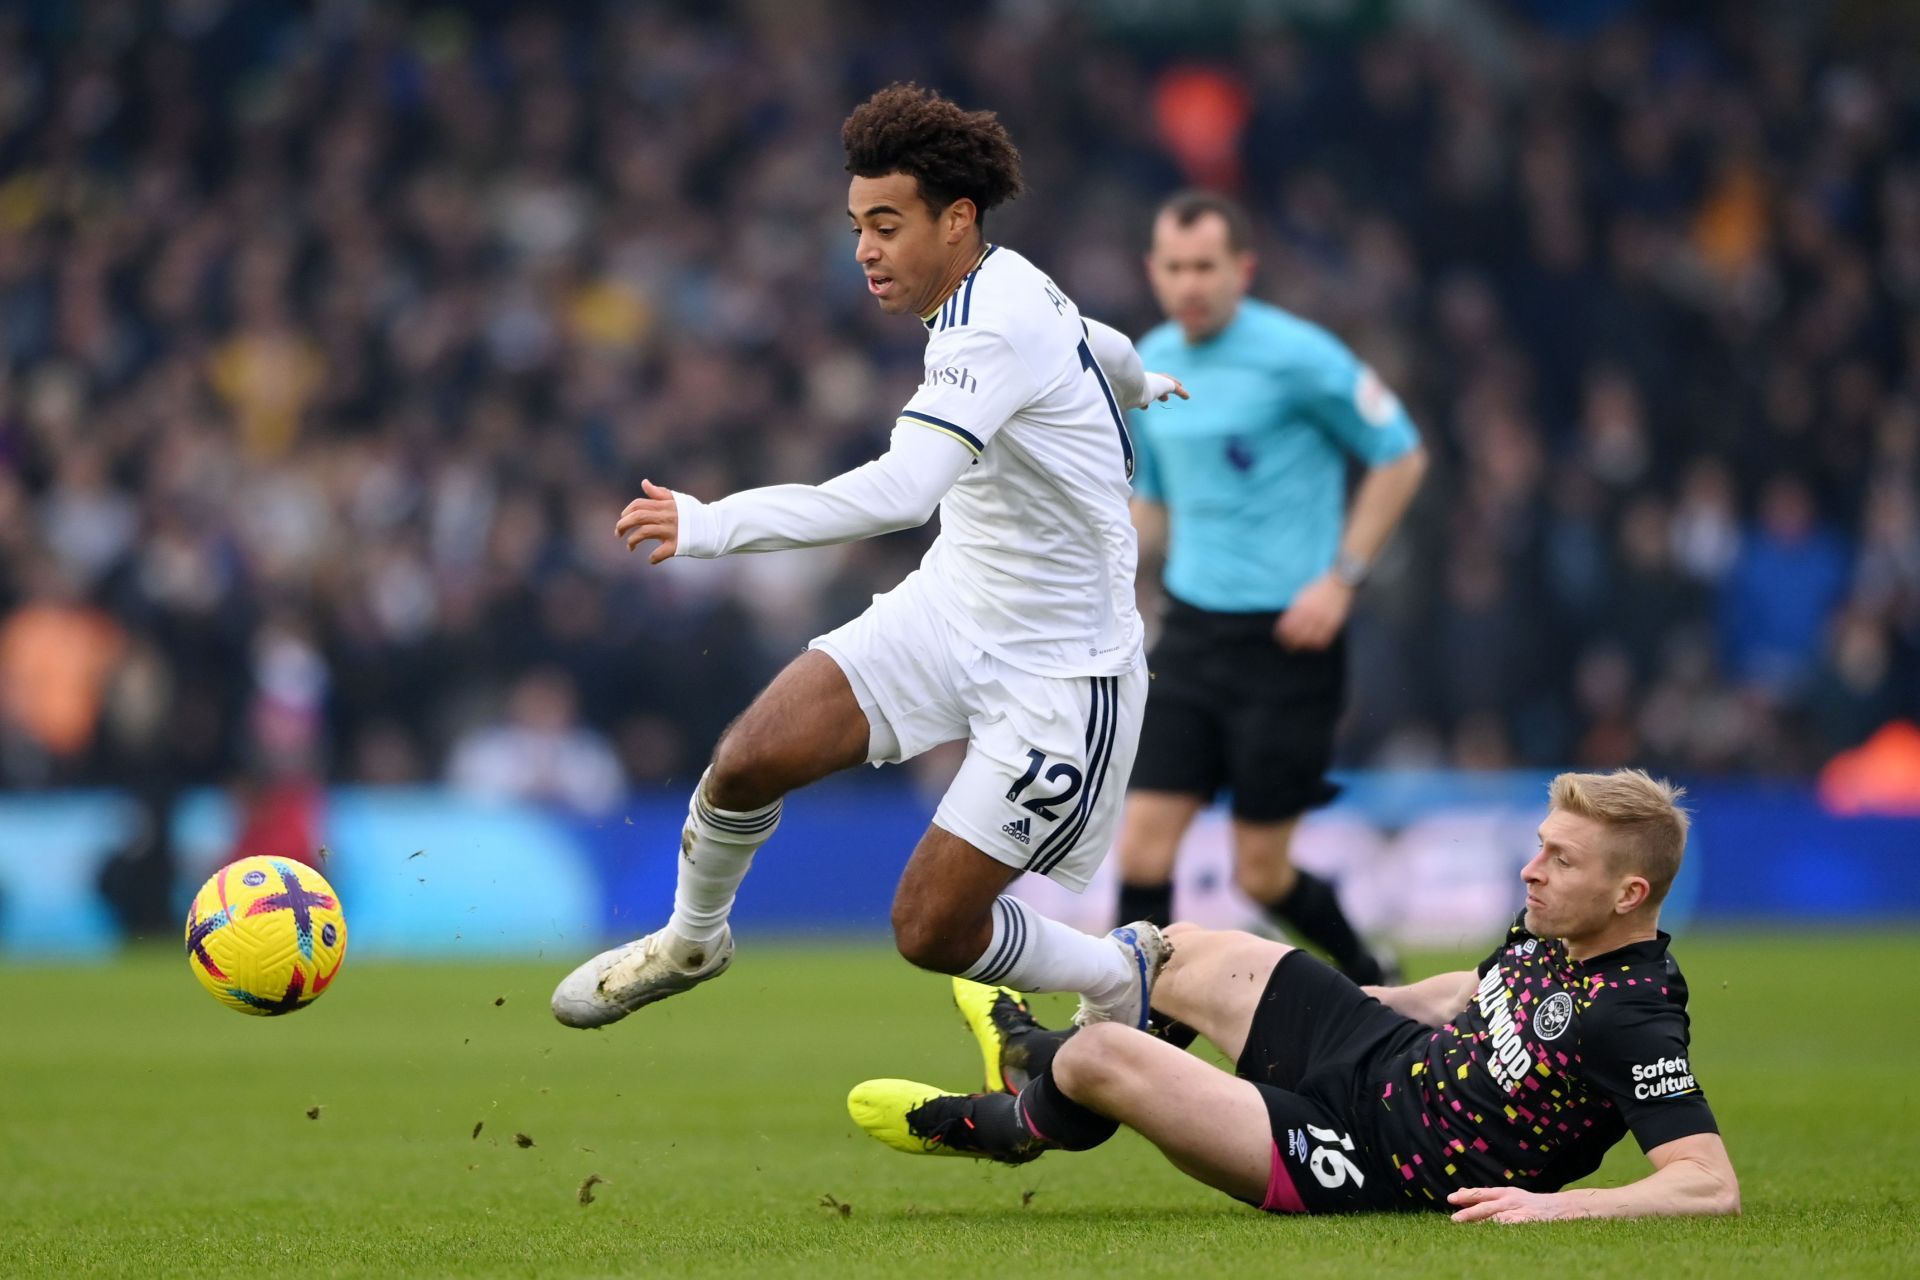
xmin=551 ymin=84 xmax=1188 ymax=1033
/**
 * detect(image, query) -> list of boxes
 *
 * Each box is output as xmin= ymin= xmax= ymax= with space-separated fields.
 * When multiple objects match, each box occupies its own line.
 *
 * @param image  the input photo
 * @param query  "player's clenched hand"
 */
xmin=614 ymin=479 xmax=680 ymax=564
xmin=1274 ymin=573 xmax=1353 ymax=650
xmin=1447 ymin=1186 xmax=1575 ymax=1223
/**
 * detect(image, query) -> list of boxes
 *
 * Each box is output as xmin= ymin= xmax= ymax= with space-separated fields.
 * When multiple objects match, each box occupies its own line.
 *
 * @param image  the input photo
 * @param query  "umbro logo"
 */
xmin=1002 ymin=817 xmax=1031 ymax=845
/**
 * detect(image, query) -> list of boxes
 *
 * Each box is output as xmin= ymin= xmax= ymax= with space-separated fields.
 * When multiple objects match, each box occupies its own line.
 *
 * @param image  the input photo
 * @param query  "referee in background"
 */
xmin=1117 ymin=192 xmax=1428 ymax=985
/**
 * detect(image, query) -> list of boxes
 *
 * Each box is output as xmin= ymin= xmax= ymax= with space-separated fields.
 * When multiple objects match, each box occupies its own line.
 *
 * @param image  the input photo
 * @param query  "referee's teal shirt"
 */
xmin=1130 ymin=299 xmax=1420 ymax=612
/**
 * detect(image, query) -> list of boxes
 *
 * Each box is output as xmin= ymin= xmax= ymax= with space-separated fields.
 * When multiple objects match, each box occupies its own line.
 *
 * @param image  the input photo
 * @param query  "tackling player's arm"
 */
xmin=1363 ymin=970 xmax=1477 ymax=1026
xmin=1367 ymin=920 xmax=1515 ymax=1026
xmin=1452 ymin=987 xmax=1736 ymax=1223
xmin=1448 ymin=1132 xmax=1740 ymax=1223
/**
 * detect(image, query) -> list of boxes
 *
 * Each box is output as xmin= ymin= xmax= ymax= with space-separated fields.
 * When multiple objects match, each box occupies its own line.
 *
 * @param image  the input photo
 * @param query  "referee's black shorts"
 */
xmin=1130 ymin=595 xmax=1346 ymax=822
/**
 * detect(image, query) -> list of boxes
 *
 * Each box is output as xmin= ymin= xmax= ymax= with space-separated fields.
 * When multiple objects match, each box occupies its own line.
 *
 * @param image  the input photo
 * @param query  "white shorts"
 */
xmin=809 ymin=575 xmax=1146 ymax=892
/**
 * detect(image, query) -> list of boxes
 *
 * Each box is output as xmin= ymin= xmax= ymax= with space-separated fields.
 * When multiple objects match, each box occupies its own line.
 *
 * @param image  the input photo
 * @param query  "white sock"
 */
xmin=961 ymin=896 xmax=1130 ymax=1001
xmin=665 ymin=770 xmax=781 ymax=945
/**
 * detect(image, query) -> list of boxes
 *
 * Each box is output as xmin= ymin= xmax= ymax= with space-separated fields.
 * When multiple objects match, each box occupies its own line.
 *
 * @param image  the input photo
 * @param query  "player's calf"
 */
xmin=1011 ymin=1023 xmax=1185 ymax=1156
xmin=891 ymin=898 xmax=995 ymax=973
xmin=889 ymin=833 xmax=1007 ymax=972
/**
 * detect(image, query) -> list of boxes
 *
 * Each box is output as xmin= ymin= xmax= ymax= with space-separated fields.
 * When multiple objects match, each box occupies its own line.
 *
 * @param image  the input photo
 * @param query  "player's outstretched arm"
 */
xmin=1363 ymin=969 xmax=1477 ymax=1027
xmin=1083 ymin=317 xmax=1188 ymax=409
xmin=615 ymin=426 xmax=974 ymax=562
xmin=1448 ymin=1133 xmax=1740 ymax=1223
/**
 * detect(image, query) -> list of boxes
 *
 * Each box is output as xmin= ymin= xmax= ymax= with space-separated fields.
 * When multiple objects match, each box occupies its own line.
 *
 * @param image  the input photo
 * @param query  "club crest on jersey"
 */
xmin=1534 ymin=991 xmax=1574 ymax=1041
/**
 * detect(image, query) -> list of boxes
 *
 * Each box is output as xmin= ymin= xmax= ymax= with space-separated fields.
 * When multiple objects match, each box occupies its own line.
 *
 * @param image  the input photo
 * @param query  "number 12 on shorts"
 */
xmin=1305 ymin=1124 xmax=1366 ymax=1189
xmin=1006 ymin=748 xmax=1084 ymax=822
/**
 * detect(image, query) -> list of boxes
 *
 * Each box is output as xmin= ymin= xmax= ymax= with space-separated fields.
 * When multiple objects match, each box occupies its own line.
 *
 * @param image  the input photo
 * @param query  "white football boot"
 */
xmin=1072 ymin=921 xmax=1172 ymax=1031
xmin=550 ymin=925 xmax=734 ymax=1029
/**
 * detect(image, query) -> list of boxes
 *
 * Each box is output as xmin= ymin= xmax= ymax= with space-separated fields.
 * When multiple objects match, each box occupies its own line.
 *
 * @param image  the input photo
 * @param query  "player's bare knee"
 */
xmin=704 ymin=728 xmax=783 ymax=811
xmin=1052 ymin=1023 xmax=1139 ymax=1098
xmin=889 ymin=901 xmax=975 ymax=974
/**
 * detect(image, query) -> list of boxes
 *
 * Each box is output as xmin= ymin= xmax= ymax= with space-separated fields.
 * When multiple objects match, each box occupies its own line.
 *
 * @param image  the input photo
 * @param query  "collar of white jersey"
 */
xmin=920 ymin=244 xmax=998 ymax=329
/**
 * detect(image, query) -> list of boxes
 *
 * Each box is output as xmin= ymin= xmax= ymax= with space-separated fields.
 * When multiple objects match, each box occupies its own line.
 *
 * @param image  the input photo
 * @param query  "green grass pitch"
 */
xmin=3 ymin=932 xmax=1916 ymax=1278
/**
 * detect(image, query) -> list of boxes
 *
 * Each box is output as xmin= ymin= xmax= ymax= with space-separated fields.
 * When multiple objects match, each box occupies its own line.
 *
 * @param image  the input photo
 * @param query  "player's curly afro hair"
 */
xmin=842 ymin=83 xmax=1024 ymax=222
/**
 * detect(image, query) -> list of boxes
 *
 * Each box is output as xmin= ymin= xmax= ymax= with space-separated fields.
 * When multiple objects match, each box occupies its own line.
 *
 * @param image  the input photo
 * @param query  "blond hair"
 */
xmin=1549 ymin=768 xmax=1691 ymax=908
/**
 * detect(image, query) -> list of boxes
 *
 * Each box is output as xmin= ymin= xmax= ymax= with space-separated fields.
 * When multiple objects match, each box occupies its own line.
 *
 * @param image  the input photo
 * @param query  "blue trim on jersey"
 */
xmin=923 ymin=246 xmax=995 ymax=333
xmin=1076 ymin=337 xmax=1135 ymax=481
xmin=899 ymin=410 xmax=984 ymax=454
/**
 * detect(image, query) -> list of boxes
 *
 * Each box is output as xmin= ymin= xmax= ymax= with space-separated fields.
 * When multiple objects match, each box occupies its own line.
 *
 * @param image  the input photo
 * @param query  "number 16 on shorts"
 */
xmin=1305 ymin=1124 xmax=1366 ymax=1189
xmin=1286 ymin=1122 xmax=1369 ymax=1197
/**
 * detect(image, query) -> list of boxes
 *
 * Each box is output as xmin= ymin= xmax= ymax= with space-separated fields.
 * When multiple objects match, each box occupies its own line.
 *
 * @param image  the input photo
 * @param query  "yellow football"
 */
xmin=184 ymin=855 xmax=348 ymax=1015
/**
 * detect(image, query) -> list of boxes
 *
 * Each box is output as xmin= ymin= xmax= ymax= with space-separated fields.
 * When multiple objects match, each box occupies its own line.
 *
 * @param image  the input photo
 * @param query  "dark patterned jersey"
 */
xmin=1357 ymin=914 xmax=1718 ymax=1209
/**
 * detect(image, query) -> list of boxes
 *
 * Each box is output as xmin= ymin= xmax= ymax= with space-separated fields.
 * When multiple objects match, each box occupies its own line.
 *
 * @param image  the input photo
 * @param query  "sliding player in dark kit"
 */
xmin=853 ymin=770 xmax=1739 ymax=1223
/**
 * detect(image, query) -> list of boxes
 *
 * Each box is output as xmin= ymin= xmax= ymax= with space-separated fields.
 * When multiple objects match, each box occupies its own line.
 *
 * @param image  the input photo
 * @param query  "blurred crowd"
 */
xmin=1 ymin=0 xmax=1917 ymax=810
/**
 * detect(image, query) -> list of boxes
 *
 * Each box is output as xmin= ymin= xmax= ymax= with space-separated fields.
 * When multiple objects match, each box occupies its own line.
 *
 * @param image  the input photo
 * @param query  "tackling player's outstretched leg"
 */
xmin=852 ymin=771 xmax=1742 ymax=1224
xmin=949 ymin=976 xmax=1063 ymax=1093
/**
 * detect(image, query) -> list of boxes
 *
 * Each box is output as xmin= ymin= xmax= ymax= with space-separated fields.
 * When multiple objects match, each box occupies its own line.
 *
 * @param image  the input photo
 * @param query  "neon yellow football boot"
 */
xmin=846 ymin=1078 xmax=1042 ymax=1164
xmin=950 ymin=977 xmax=1044 ymax=1093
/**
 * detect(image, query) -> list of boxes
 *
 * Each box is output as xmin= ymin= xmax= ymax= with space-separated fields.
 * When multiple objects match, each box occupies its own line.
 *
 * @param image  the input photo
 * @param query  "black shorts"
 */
xmin=1130 ymin=597 xmax=1345 ymax=822
xmin=1233 ymin=950 xmax=1427 ymax=1214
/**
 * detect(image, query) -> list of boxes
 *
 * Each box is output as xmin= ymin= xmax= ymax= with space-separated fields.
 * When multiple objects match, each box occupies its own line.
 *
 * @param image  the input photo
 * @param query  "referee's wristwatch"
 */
xmin=1332 ymin=552 xmax=1370 ymax=589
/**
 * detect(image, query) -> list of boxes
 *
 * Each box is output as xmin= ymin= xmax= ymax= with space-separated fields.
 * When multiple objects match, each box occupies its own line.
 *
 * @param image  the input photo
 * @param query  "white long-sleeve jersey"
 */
xmin=674 ymin=246 xmax=1151 ymax=678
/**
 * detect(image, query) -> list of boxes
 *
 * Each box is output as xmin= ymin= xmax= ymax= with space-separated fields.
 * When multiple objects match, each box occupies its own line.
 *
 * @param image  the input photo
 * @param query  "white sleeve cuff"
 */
xmin=670 ymin=424 xmax=973 ymax=558
xmin=672 ymin=491 xmax=720 ymax=559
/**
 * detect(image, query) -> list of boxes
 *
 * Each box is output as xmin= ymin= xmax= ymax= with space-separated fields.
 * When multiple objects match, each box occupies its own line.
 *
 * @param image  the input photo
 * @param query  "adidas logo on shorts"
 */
xmin=1002 ymin=816 xmax=1031 ymax=845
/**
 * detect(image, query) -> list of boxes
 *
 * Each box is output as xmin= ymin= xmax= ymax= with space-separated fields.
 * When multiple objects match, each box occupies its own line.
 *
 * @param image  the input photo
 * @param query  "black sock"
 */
xmin=1008 ymin=1026 xmax=1074 ymax=1082
xmin=1148 ymin=1013 xmax=1200 ymax=1050
xmin=1014 ymin=1066 xmax=1120 ymax=1151
xmin=967 ymin=1091 xmax=1044 ymax=1157
xmin=1117 ymin=880 xmax=1174 ymax=929
xmin=1268 ymin=868 xmax=1384 ymax=984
